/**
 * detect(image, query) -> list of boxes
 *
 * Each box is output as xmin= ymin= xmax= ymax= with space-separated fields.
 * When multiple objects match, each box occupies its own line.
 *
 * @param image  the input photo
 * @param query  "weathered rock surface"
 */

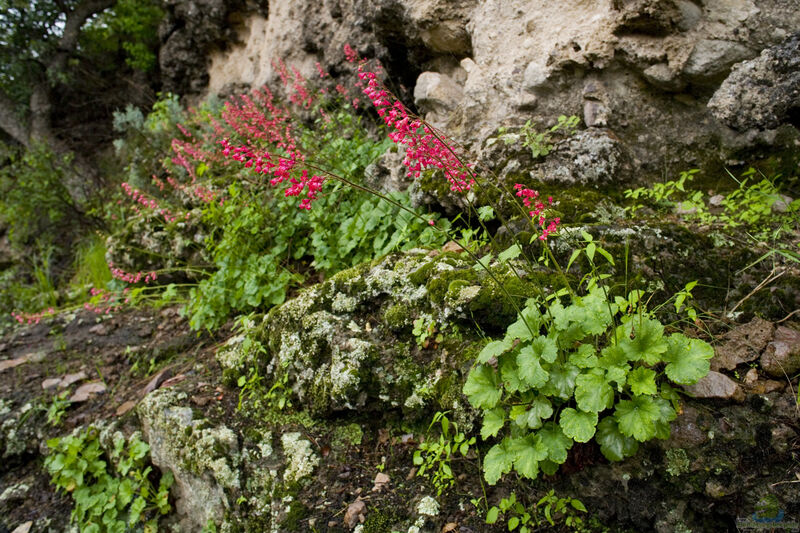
xmin=683 ymin=370 xmax=745 ymax=402
xmin=760 ymin=325 xmax=800 ymax=378
xmin=711 ymin=317 xmax=774 ymax=371
xmin=709 ymin=32 xmax=800 ymax=131
xmin=186 ymin=0 xmax=800 ymax=187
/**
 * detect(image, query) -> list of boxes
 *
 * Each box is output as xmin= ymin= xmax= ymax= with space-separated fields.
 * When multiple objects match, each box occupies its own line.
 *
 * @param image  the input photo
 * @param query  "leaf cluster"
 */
xmin=463 ymin=280 xmax=714 ymax=485
xmin=44 ymin=427 xmax=173 ymax=532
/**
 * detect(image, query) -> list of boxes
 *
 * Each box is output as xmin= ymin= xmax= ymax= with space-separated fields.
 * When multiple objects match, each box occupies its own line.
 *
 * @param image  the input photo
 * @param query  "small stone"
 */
xmin=59 ymin=371 xmax=87 ymax=388
xmin=88 ymin=324 xmax=110 ymax=336
xmin=516 ymin=93 xmax=538 ymax=111
xmin=441 ymin=241 xmax=463 ymax=254
xmin=583 ymin=100 xmax=609 ymax=127
xmin=372 ymin=472 xmax=390 ymax=492
xmin=144 ymin=368 xmax=173 ymax=394
xmin=0 ymin=355 xmax=30 ymax=372
xmin=760 ymin=326 xmax=800 ymax=377
xmin=711 ymin=317 xmax=774 ymax=371
xmin=115 ymin=400 xmax=137 ymax=416
xmin=743 ymin=368 xmax=759 ymax=384
xmin=161 ymin=373 xmax=187 ymax=388
xmin=771 ymin=195 xmax=794 ymax=214
xmin=11 ymin=522 xmax=32 ymax=533
xmin=344 ymin=499 xmax=367 ymax=529
xmin=42 ymin=378 xmax=61 ymax=390
xmin=642 ymin=63 xmax=684 ymax=92
xmin=70 ymin=381 xmax=107 ymax=402
xmin=709 ymin=194 xmax=725 ymax=207
xmin=683 ymin=371 xmax=745 ymax=402
xmin=414 ymin=71 xmax=463 ymax=114
xmin=523 ymin=60 xmax=551 ymax=90
xmin=683 ymin=39 xmax=752 ymax=80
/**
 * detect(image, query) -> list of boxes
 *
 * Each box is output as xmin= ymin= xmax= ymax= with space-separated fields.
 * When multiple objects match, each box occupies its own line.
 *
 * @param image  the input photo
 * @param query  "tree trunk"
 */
xmin=0 ymin=0 xmax=116 ymax=207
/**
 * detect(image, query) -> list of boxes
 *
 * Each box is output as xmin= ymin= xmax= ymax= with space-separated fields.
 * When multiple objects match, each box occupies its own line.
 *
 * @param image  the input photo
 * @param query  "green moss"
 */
xmin=665 ymin=448 xmax=691 ymax=477
xmin=384 ymin=303 xmax=413 ymax=331
xmin=331 ymin=423 xmax=363 ymax=451
xmin=280 ymin=499 xmax=309 ymax=531
xmin=426 ymin=268 xmax=478 ymax=304
xmin=363 ymin=507 xmax=400 ymax=533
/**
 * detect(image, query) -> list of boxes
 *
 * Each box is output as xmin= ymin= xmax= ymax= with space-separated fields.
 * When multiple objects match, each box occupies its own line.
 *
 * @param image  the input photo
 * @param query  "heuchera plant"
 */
xmin=464 ymin=277 xmax=714 ymax=484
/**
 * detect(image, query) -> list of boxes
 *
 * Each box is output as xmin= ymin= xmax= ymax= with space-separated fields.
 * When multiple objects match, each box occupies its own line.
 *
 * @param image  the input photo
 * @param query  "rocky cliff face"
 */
xmin=159 ymin=0 xmax=800 ymax=186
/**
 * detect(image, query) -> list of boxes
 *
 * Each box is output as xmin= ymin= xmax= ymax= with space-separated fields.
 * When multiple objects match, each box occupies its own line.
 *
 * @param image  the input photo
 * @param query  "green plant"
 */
xmin=499 ymin=115 xmax=580 ymax=158
xmin=463 ymin=239 xmax=714 ymax=485
xmin=413 ymin=411 xmax=476 ymax=497
xmin=412 ymin=315 xmax=439 ymax=348
xmin=44 ymin=427 xmax=173 ymax=532
xmin=46 ymin=391 xmax=70 ymax=427
xmin=486 ymin=490 xmax=587 ymax=532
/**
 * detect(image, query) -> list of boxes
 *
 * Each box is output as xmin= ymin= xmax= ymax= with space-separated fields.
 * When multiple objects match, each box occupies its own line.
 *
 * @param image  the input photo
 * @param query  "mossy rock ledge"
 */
xmin=217 ymin=249 xmax=547 ymax=419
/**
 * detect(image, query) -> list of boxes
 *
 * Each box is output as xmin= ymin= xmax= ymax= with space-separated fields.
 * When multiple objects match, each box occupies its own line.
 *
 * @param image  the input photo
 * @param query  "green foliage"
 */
xmin=0 ymin=143 xmax=85 ymax=250
xmin=412 ymin=315 xmax=439 ymax=348
xmin=498 ymin=115 xmax=580 ymax=158
xmin=413 ymin=411 xmax=475 ymax=497
xmin=46 ymin=391 xmax=70 ymax=427
xmin=463 ymin=269 xmax=713 ymax=484
xmin=71 ymin=235 xmax=113 ymax=290
xmin=625 ymin=168 xmax=799 ymax=242
xmin=183 ymin=106 xmax=449 ymax=330
xmin=45 ymin=427 xmax=173 ymax=532
xmin=81 ymin=0 xmax=164 ymax=72
xmin=485 ymin=490 xmax=587 ymax=533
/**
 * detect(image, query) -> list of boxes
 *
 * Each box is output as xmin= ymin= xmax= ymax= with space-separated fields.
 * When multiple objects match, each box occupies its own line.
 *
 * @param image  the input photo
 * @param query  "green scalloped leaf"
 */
xmin=517 ymin=346 xmax=549 ymax=389
xmin=481 ymin=408 xmax=506 ymax=440
xmin=559 ymin=408 xmax=598 ymax=443
xmin=531 ymin=335 xmax=558 ymax=363
xmin=614 ymin=395 xmax=661 ymax=442
xmin=540 ymin=363 xmax=580 ymax=400
xmin=574 ymin=372 xmax=614 ymax=413
xmin=537 ymin=422 xmax=573 ymax=464
xmin=627 ymin=367 xmax=657 ymax=396
xmin=500 ymin=357 xmax=524 ymax=394
xmin=596 ymin=417 xmax=639 ymax=462
xmin=616 ymin=318 xmax=668 ymax=365
xmin=513 ymin=396 xmax=553 ymax=430
xmin=663 ymin=333 xmax=714 ymax=385
xmin=508 ymin=434 xmax=548 ymax=479
xmin=463 ymin=364 xmax=502 ymax=409
xmin=484 ymin=439 xmax=514 ymax=485
xmin=569 ymin=344 xmax=598 ymax=369
xmin=478 ymin=339 xmax=512 ymax=363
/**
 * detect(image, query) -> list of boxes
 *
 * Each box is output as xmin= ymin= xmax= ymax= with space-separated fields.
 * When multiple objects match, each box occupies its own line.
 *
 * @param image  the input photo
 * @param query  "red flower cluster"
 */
xmin=83 ymin=288 xmax=120 ymax=315
xmin=219 ymin=87 xmax=325 ymax=209
xmin=514 ymin=184 xmax=560 ymax=240
xmin=346 ymin=46 xmax=473 ymax=192
xmin=11 ymin=308 xmax=55 ymax=325
xmin=109 ymin=263 xmax=158 ymax=284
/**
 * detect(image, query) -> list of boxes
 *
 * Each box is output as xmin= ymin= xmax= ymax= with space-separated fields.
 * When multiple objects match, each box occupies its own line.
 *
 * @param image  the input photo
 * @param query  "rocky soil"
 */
xmin=1 ymin=246 xmax=799 ymax=532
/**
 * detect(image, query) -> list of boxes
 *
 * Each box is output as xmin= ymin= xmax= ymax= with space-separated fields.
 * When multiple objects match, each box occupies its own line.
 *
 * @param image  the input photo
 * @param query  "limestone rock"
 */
xmin=414 ymin=71 xmax=464 ymax=118
xmin=535 ymin=129 xmax=630 ymax=186
xmin=682 ymin=371 xmax=745 ymax=402
xmin=200 ymin=0 xmax=800 ymax=193
xmin=711 ymin=317 xmax=774 ymax=371
xmin=760 ymin=326 xmax=800 ymax=378
xmin=642 ymin=63 xmax=685 ymax=92
xmin=137 ymin=389 xmax=240 ymax=530
xmin=683 ymin=39 xmax=753 ymax=82
xmin=708 ymin=32 xmax=800 ymax=131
